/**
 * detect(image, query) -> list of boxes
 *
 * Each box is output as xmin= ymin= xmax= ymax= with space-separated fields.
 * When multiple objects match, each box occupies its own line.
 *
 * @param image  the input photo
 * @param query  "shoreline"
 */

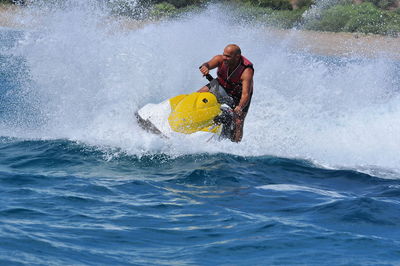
xmin=267 ymin=28 xmax=400 ymax=60
xmin=1 ymin=4 xmax=399 ymax=60
xmin=0 ymin=4 xmax=21 ymax=29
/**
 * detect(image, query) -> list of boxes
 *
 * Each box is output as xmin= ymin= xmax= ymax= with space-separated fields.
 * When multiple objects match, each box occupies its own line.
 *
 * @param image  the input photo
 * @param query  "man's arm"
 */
xmin=199 ymin=55 xmax=223 ymax=76
xmin=234 ymin=67 xmax=254 ymax=116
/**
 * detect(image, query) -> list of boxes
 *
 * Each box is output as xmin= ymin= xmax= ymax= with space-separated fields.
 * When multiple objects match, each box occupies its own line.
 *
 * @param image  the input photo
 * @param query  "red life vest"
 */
xmin=217 ymin=55 xmax=254 ymax=104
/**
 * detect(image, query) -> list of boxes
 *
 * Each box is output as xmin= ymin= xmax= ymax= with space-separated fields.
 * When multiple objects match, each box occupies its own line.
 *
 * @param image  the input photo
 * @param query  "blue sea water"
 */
xmin=1 ymin=2 xmax=400 ymax=265
xmin=1 ymin=139 xmax=399 ymax=265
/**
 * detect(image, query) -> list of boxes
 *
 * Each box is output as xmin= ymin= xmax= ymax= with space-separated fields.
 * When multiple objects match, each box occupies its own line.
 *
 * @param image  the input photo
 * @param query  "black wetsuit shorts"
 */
xmin=206 ymin=83 xmax=252 ymax=113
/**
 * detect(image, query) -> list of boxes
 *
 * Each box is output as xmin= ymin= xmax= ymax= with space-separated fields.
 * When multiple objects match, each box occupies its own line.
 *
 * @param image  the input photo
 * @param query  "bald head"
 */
xmin=225 ymin=44 xmax=241 ymax=56
xmin=223 ymin=44 xmax=242 ymax=67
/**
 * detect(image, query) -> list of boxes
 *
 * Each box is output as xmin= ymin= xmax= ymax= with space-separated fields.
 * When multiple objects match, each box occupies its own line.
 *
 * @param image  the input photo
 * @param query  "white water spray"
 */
xmin=2 ymin=2 xmax=400 ymax=174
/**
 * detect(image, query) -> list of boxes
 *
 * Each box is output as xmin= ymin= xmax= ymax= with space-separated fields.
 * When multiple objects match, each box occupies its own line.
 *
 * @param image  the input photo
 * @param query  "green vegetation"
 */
xmin=228 ymin=0 xmax=400 ymax=36
xmin=231 ymin=2 xmax=306 ymax=28
xmin=147 ymin=0 xmax=206 ymax=8
xmin=149 ymin=1 xmax=205 ymax=19
xmin=246 ymin=0 xmax=293 ymax=10
xmin=146 ymin=0 xmax=400 ymax=36
xmin=150 ymin=2 xmax=177 ymax=19
xmin=106 ymin=0 xmax=206 ymax=20
xmin=304 ymin=2 xmax=400 ymax=35
xmin=1 ymin=0 xmax=399 ymax=36
xmin=364 ymin=0 xmax=399 ymax=9
xmin=239 ymin=0 xmax=314 ymax=10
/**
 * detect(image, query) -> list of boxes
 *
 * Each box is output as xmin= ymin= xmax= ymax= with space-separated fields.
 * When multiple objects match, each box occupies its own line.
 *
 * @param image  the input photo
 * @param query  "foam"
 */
xmin=1 ymin=1 xmax=399 ymax=174
xmin=257 ymin=184 xmax=345 ymax=198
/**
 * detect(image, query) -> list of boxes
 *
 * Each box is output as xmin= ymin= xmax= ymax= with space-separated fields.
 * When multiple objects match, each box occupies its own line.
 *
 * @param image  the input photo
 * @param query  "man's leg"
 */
xmin=197 ymin=84 xmax=210 ymax=93
xmin=231 ymin=112 xmax=247 ymax=143
xmin=231 ymin=94 xmax=252 ymax=142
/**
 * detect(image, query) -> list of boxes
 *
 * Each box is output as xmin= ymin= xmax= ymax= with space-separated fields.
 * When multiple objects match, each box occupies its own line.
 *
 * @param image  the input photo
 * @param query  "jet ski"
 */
xmin=135 ymin=74 xmax=235 ymax=140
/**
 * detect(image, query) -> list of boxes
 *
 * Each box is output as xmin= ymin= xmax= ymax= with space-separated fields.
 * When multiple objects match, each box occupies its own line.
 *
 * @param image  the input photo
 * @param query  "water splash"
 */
xmin=1 ymin=2 xmax=399 ymax=174
xmin=300 ymin=0 xmax=342 ymax=25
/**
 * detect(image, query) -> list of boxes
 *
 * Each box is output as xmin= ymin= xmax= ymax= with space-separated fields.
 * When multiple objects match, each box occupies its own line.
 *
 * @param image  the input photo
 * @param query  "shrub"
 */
xmin=147 ymin=0 xmax=205 ymax=8
xmin=304 ymin=2 xmax=400 ymax=35
xmin=150 ymin=2 xmax=177 ymax=18
xmin=305 ymin=4 xmax=356 ymax=32
xmin=364 ymin=0 xmax=398 ymax=10
xmin=236 ymin=2 xmax=272 ymax=17
xmin=380 ymin=9 xmax=400 ymax=35
xmin=343 ymin=3 xmax=385 ymax=33
xmin=108 ymin=0 xmax=151 ymax=18
xmin=248 ymin=0 xmax=293 ymax=10
xmin=295 ymin=0 xmax=314 ymax=9
xmin=268 ymin=8 xmax=306 ymax=27
xmin=229 ymin=1 xmax=307 ymax=28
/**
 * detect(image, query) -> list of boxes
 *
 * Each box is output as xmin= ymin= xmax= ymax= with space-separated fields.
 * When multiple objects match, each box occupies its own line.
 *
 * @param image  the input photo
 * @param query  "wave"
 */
xmin=0 ymin=137 xmax=397 ymax=180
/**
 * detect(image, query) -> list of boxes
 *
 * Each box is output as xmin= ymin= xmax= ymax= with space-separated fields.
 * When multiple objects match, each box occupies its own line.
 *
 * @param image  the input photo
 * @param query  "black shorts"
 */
xmin=205 ymin=83 xmax=252 ymax=113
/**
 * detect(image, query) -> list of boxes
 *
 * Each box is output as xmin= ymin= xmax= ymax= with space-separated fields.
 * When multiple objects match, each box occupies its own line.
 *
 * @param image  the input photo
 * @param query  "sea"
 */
xmin=0 ymin=1 xmax=400 ymax=265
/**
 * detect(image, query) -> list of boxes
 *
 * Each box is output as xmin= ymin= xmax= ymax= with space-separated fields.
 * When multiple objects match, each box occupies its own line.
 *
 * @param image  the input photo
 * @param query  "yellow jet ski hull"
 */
xmin=135 ymin=92 xmax=225 ymax=138
xmin=168 ymin=92 xmax=221 ymax=134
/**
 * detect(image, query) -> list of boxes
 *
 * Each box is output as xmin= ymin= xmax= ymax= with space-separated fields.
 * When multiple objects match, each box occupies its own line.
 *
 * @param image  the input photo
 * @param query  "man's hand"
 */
xmin=234 ymin=106 xmax=243 ymax=117
xmin=199 ymin=56 xmax=223 ymax=77
xmin=199 ymin=65 xmax=209 ymax=76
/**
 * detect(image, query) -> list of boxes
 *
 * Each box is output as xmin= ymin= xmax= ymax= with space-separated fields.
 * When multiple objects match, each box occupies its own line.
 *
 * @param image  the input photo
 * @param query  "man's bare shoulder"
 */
xmin=241 ymin=67 xmax=254 ymax=80
xmin=212 ymin=55 xmax=224 ymax=62
xmin=208 ymin=55 xmax=224 ymax=69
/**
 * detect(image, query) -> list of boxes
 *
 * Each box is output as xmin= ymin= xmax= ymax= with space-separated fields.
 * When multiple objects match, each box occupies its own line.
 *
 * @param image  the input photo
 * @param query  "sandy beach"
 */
xmin=0 ymin=4 xmax=21 ymax=28
xmin=269 ymin=28 xmax=400 ymax=60
xmin=1 ymin=4 xmax=399 ymax=59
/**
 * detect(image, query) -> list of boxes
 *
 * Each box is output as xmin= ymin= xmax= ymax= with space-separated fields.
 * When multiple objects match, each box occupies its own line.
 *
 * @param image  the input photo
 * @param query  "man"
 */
xmin=198 ymin=44 xmax=254 ymax=142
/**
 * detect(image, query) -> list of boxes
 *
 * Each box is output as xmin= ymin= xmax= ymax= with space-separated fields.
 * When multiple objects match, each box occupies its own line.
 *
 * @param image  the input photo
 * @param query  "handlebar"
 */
xmin=199 ymin=66 xmax=214 ymax=81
